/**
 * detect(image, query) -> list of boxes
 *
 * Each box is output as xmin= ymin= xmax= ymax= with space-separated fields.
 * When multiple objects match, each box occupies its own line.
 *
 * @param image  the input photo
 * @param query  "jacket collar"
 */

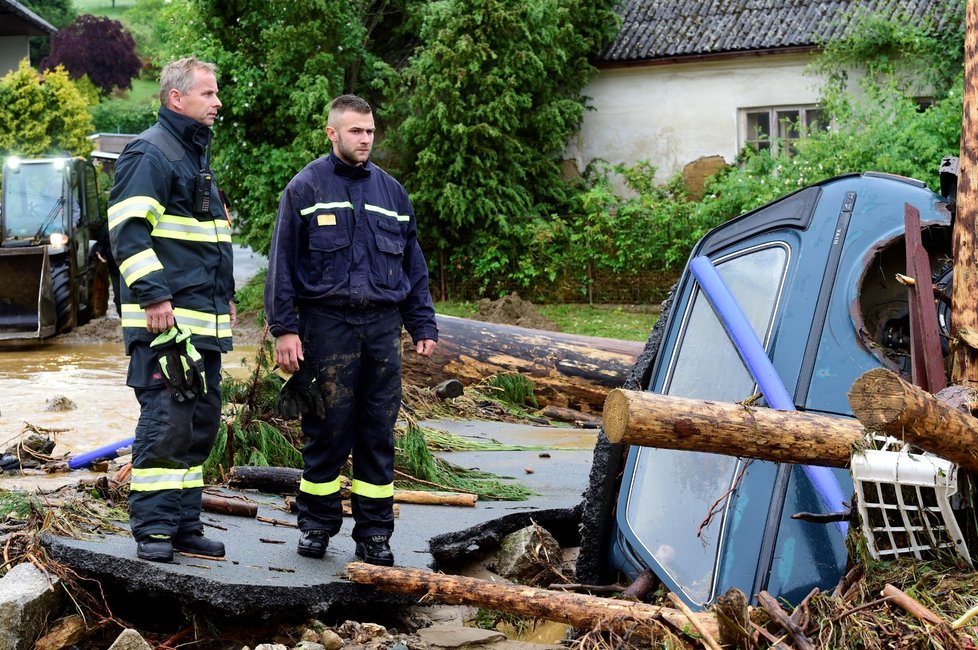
xmin=330 ymin=151 xmax=371 ymax=180
xmin=157 ymin=105 xmax=212 ymax=153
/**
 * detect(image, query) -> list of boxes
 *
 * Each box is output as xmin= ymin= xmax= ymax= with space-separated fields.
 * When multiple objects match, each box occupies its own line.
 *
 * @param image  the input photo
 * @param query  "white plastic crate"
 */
xmin=850 ymin=436 xmax=971 ymax=565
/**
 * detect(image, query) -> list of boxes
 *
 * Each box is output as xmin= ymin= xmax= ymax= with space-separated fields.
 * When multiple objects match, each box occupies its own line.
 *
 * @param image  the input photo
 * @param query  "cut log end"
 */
xmin=602 ymin=389 xmax=630 ymax=442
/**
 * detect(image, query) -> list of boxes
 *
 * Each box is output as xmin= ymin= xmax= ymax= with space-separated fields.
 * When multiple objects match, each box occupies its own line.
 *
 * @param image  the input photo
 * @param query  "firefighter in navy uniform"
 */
xmin=109 ymin=57 xmax=235 ymax=563
xmin=265 ymin=94 xmax=438 ymax=566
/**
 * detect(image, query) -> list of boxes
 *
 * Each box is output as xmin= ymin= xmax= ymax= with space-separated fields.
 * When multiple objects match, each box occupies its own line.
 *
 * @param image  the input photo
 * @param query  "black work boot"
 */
xmin=297 ymin=529 xmax=330 ymax=559
xmin=137 ymin=534 xmax=174 ymax=563
xmin=173 ymin=530 xmax=225 ymax=558
xmin=355 ymin=535 xmax=394 ymax=566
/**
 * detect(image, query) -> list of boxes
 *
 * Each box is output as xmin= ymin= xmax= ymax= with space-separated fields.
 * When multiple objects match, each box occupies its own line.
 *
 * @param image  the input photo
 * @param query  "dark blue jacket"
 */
xmin=265 ymin=152 xmax=438 ymax=344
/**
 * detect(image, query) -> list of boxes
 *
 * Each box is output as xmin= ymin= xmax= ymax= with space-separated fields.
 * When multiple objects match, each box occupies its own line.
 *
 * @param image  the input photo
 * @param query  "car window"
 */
xmin=622 ymin=243 xmax=789 ymax=605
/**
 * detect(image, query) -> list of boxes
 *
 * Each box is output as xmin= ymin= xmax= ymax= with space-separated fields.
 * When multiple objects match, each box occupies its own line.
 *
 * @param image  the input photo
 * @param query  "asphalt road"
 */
xmin=43 ymin=420 xmax=595 ymax=626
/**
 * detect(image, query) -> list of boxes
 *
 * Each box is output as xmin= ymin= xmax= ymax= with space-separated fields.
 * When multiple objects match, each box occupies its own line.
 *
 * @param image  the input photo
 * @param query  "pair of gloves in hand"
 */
xmin=276 ymin=364 xmax=325 ymax=420
xmin=150 ymin=323 xmax=206 ymax=402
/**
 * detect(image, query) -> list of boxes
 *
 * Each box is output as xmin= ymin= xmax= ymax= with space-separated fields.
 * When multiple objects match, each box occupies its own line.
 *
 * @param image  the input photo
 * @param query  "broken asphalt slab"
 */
xmin=41 ymin=420 xmax=594 ymax=627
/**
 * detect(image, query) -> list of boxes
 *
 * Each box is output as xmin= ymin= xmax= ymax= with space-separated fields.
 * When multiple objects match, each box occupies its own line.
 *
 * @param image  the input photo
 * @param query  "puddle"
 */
xmin=0 ymin=342 xmax=255 ymax=457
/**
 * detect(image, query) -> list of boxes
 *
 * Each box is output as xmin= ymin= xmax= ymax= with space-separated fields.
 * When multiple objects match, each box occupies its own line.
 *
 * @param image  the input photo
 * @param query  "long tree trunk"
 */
xmin=346 ymin=562 xmax=719 ymax=642
xmin=602 ymin=388 xmax=863 ymax=467
xmin=402 ymin=315 xmax=644 ymax=415
xmin=953 ymin=0 xmax=978 ymax=385
xmin=849 ymin=367 xmax=978 ymax=474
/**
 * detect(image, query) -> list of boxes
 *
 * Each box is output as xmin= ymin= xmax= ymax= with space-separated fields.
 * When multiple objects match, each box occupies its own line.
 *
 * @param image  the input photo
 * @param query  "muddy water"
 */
xmin=0 ymin=342 xmax=255 ymax=457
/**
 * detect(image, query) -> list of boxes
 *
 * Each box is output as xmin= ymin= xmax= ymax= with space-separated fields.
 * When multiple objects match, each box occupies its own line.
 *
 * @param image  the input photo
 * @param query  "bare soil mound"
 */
xmin=471 ymin=293 xmax=559 ymax=331
xmin=52 ymin=316 xmax=123 ymax=345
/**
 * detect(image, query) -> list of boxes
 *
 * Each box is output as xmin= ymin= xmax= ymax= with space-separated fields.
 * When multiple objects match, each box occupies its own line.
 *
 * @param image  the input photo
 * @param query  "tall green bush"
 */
xmin=386 ymin=0 xmax=618 ymax=295
xmin=0 ymin=60 xmax=94 ymax=157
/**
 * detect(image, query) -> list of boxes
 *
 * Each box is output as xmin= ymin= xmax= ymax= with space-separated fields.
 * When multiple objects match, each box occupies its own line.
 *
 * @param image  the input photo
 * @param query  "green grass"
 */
xmin=435 ymin=301 xmax=658 ymax=341
xmin=74 ymin=0 xmax=138 ymax=20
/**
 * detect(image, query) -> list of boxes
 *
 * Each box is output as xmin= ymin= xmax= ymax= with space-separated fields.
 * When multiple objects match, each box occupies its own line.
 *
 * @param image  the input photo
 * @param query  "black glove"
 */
xmin=276 ymin=364 xmax=325 ymax=420
xmin=150 ymin=323 xmax=206 ymax=402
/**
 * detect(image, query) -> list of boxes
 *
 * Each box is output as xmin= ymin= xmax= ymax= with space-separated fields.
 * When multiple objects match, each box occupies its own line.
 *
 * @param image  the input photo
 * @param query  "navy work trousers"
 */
xmin=296 ymin=309 xmax=402 ymax=541
xmin=127 ymin=343 xmax=223 ymax=541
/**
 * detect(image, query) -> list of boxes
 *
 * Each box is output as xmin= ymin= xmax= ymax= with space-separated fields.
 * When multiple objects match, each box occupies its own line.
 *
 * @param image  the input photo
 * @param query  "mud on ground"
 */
xmin=55 ymin=292 xmax=551 ymax=348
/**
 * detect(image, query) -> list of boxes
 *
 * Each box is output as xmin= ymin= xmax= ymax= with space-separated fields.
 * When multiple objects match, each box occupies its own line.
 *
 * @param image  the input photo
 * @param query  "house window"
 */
xmin=742 ymin=106 xmax=825 ymax=155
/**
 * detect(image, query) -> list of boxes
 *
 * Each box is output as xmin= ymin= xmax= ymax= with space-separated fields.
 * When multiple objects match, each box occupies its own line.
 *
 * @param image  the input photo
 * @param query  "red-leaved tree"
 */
xmin=40 ymin=15 xmax=141 ymax=95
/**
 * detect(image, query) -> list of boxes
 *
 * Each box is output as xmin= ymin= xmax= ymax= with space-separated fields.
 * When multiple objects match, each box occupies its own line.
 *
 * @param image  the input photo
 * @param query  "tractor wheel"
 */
xmin=76 ymin=262 xmax=96 ymax=326
xmin=51 ymin=260 xmax=73 ymax=333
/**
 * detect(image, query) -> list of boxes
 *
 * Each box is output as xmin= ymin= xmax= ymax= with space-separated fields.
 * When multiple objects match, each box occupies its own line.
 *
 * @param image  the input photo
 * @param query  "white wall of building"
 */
xmin=569 ymin=53 xmax=825 ymax=184
xmin=0 ymin=36 xmax=30 ymax=76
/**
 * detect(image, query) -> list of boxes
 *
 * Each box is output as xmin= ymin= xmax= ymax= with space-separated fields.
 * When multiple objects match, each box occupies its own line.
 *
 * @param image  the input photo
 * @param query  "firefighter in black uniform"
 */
xmin=265 ymin=94 xmax=438 ymax=566
xmin=109 ymin=57 xmax=235 ymax=563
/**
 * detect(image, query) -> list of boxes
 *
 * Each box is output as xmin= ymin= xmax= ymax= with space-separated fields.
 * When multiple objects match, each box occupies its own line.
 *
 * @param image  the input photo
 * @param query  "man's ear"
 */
xmin=167 ymin=88 xmax=182 ymax=112
xmin=325 ymin=125 xmax=336 ymax=142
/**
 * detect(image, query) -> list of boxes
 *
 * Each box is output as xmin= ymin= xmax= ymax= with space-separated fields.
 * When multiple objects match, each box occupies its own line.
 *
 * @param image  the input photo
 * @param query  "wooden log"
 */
xmin=602 ymin=388 xmax=863 ymax=467
xmin=434 ymin=379 xmax=464 ymax=399
xmin=539 ymin=405 xmax=602 ymax=427
xmin=402 ymin=315 xmax=643 ymax=415
xmin=756 ymin=591 xmax=815 ymax=650
xmin=953 ymin=0 xmax=978 ymax=385
xmin=848 ymin=367 xmax=978 ymax=474
xmin=393 ymin=490 xmax=477 ymax=507
xmin=881 ymin=584 xmax=944 ymax=626
xmin=345 ymin=562 xmax=719 ymax=641
xmin=227 ymin=465 xmax=301 ymax=494
xmin=201 ymin=492 xmax=258 ymax=518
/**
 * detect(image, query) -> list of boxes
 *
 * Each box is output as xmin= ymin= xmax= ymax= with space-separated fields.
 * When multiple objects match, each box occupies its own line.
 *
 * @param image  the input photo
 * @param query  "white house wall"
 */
xmin=570 ymin=52 xmax=824 ymax=185
xmin=0 ymin=37 xmax=29 ymax=77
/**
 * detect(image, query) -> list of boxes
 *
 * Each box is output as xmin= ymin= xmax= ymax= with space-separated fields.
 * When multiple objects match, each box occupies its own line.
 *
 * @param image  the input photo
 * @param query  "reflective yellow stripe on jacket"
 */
xmin=121 ymin=305 xmax=232 ymax=339
xmin=152 ymin=214 xmax=232 ymax=243
xmin=130 ymin=465 xmax=204 ymax=492
xmin=108 ymin=195 xmax=164 ymax=230
xmin=118 ymin=248 xmax=165 ymax=286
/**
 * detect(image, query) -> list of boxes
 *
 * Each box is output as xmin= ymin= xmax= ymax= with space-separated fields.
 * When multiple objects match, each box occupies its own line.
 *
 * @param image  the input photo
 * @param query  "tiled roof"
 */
xmin=0 ymin=0 xmax=57 ymax=37
xmin=601 ymin=0 xmax=962 ymax=64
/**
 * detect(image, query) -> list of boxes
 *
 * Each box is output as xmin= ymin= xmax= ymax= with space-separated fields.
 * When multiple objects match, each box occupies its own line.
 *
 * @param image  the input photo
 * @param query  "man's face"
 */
xmin=170 ymin=69 xmax=221 ymax=126
xmin=327 ymin=110 xmax=375 ymax=166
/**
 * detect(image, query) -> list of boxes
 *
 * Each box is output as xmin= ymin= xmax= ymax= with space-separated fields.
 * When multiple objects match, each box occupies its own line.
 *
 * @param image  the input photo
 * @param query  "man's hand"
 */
xmin=144 ymin=301 xmax=174 ymax=334
xmin=229 ymin=301 xmax=237 ymax=328
xmin=275 ymin=333 xmax=304 ymax=373
xmin=415 ymin=339 xmax=437 ymax=357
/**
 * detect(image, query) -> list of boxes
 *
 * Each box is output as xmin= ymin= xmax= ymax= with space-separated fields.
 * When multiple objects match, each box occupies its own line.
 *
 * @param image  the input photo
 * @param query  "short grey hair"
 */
xmin=160 ymin=57 xmax=218 ymax=108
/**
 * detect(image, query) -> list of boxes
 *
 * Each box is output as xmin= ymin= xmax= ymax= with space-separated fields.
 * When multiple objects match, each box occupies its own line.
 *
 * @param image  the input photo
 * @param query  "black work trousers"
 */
xmin=126 ymin=343 xmax=223 ymax=541
xmin=296 ymin=309 xmax=402 ymax=541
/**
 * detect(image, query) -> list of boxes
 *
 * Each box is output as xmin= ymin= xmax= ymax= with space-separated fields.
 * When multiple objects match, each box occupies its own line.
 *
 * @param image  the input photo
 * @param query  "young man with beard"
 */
xmin=265 ymin=94 xmax=438 ymax=566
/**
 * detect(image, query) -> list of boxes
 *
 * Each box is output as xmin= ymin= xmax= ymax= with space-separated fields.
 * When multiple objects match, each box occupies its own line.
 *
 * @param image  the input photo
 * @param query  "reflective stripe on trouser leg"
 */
xmin=179 ymin=350 xmax=222 ymax=535
xmin=349 ymin=314 xmax=401 ymax=540
xmin=128 ymin=347 xmax=222 ymax=540
xmin=296 ymin=311 xmax=402 ymax=537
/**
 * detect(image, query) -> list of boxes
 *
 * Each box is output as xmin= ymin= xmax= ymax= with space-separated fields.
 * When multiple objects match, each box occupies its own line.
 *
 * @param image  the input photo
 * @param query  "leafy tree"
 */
xmin=384 ymin=0 xmax=619 ymax=297
xmin=0 ymin=60 xmax=94 ymax=157
xmin=40 ymin=15 xmax=142 ymax=95
xmin=155 ymin=0 xmax=384 ymax=254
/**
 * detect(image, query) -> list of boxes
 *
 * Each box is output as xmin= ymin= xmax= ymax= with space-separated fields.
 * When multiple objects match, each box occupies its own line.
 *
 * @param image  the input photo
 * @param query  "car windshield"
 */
xmin=2 ymin=162 xmax=66 ymax=240
xmin=623 ymin=243 xmax=788 ymax=605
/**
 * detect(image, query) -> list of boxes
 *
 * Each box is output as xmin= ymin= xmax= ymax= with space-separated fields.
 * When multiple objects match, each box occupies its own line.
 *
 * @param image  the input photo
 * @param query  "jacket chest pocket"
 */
xmin=308 ymin=225 xmax=351 ymax=287
xmin=373 ymin=218 xmax=405 ymax=290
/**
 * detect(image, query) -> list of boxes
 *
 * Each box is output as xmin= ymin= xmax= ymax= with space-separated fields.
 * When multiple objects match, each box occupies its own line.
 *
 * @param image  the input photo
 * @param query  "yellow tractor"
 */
xmin=0 ymin=156 xmax=106 ymax=341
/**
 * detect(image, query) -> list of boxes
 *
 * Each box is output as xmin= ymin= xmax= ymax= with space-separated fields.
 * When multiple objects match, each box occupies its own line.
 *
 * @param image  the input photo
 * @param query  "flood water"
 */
xmin=0 ymin=340 xmax=256 ymax=458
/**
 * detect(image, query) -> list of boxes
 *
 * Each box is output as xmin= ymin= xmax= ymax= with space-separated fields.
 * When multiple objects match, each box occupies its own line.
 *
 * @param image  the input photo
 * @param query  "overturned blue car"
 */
xmin=577 ymin=169 xmax=955 ymax=609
